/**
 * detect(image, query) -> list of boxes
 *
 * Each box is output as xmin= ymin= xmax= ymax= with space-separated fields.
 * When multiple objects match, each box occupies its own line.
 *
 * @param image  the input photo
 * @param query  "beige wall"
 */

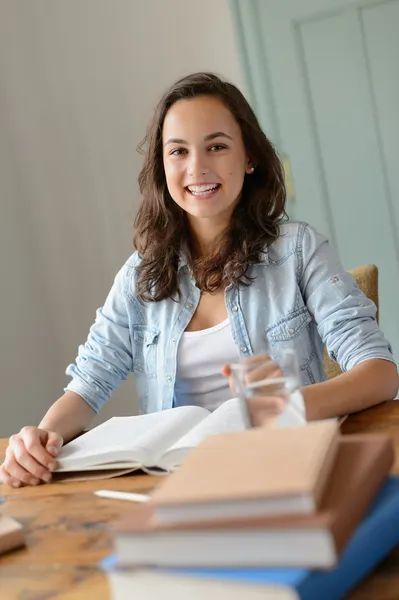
xmin=0 ymin=0 xmax=243 ymax=435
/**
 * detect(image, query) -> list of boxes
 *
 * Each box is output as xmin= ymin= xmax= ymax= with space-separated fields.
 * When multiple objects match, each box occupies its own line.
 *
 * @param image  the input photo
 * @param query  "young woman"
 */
xmin=1 ymin=73 xmax=397 ymax=488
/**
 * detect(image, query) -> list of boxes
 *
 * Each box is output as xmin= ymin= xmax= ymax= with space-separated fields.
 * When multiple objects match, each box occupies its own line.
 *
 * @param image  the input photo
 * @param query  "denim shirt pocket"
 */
xmin=266 ymin=308 xmax=314 ymax=373
xmin=267 ymin=308 xmax=312 ymax=342
xmin=132 ymin=325 xmax=160 ymax=379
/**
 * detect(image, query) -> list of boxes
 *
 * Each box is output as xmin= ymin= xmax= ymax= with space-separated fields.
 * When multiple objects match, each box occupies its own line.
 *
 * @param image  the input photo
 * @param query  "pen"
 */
xmin=93 ymin=489 xmax=150 ymax=502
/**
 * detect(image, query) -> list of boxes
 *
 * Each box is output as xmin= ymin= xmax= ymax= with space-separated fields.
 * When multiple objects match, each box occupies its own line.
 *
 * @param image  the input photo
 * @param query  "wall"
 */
xmin=0 ymin=0 xmax=243 ymax=435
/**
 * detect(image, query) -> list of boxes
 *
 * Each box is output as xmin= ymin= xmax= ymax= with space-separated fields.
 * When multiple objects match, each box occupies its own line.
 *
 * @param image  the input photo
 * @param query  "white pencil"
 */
xmin=94 ymin=489 xmax=150 ymax=502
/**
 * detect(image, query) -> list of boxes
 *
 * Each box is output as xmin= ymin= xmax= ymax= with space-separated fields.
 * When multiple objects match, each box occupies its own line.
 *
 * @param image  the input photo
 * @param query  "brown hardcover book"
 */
xmin=149 ymin=420 xmax=339 ymax=524
xmin=111 ymin=434 xmax=393 ymax=568
xmin=0 ymin=516 xmax=25 ymax=556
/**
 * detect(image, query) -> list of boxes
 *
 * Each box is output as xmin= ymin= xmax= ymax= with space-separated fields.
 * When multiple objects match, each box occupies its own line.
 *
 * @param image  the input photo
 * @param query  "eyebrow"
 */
xmin=164 ymin=131 xmax=233 ymax=146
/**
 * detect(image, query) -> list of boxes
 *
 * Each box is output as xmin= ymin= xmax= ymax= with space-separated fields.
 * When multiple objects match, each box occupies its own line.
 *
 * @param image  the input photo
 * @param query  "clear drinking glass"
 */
xmin=230 ymin=348 xmax=301 ymax=428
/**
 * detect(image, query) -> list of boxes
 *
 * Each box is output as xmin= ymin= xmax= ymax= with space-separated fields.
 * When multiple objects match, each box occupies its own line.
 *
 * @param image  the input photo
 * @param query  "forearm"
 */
xmin=302 ymin=359 xmax=399 ymax=421
xmin=38 ymin=391 xmax=96 ymax=443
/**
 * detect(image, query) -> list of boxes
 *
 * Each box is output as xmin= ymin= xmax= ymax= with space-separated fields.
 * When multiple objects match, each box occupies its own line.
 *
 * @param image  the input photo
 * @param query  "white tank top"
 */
xmin=174 ymin=318 xmax=239 ymax=412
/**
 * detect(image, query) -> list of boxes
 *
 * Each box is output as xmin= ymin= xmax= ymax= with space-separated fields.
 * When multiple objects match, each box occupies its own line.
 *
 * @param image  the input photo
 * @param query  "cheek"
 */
xmin=164 ymin=164 xmax=178 ymax=192
xmin=164 ymin=163 xmax=186 ymax=205
xmin=164 ymin=162 xmax=183 ymax=187
xmin=226 ymin=169 xmax=245 ymax=192
xmin=222 ymin=153 xmax=246 ymax=186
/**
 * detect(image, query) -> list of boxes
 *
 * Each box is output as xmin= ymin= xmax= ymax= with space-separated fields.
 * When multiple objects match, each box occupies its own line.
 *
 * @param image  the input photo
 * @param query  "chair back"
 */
xmin=324 ymin=264 xmax=379 ymax=380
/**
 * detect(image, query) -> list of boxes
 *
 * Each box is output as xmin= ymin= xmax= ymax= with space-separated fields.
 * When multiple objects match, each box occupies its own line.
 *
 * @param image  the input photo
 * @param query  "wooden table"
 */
xmin=1 ymin=402 xmax=399 ymax=600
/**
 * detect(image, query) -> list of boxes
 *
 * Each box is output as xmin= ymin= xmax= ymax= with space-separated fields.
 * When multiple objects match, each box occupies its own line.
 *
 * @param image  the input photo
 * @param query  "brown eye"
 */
xmin=170 ymin=148 xmax=187 ymax=156
xmin=209 ymin=144 xmax=227 ymax=152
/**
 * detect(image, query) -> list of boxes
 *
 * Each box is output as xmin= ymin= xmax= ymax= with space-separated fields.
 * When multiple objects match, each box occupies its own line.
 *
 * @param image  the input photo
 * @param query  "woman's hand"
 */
xmin=222 ymin=354 xmax=288 ymax=427
xmin=0 ymin=427 xmax=63 ymax=488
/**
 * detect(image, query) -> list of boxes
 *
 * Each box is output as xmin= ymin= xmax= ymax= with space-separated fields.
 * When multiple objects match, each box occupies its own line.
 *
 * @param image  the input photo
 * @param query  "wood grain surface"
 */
xmin=1 ymin=401 xmax=399 ymax=599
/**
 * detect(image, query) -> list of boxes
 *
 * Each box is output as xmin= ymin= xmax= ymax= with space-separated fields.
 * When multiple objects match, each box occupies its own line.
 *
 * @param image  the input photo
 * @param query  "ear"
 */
xmin=245 ymin=159 xmax=255 ymax=174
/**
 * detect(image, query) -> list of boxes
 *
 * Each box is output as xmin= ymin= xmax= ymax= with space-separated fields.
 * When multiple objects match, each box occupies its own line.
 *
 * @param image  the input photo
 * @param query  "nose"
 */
xmin=187 ymin=151 xmax=210 ymax=177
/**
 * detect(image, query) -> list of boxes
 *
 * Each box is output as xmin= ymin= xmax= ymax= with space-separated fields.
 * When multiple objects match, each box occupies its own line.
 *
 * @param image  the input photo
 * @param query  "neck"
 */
xmin=187 ymin=216 xmax=229 ymax=259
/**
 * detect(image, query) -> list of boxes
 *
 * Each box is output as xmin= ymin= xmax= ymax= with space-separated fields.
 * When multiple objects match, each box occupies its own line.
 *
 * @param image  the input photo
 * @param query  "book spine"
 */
xmin=299 ymin=478 xmax=399 ymax=600
xmin=333 ymin=440 xmax=394 ymax=553
xmin=313 ymin=434 xmax=340 ymax=508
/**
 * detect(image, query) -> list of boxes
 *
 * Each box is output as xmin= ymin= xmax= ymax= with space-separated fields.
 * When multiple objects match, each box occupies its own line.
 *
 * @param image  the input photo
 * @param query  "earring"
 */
xmin=249 ymin=167 xmax=255 ymax=173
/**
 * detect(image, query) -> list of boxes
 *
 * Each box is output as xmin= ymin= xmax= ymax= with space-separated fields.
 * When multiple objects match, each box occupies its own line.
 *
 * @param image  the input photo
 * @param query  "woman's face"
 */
xmin=162 ymin=95 xmax=252 ymax=225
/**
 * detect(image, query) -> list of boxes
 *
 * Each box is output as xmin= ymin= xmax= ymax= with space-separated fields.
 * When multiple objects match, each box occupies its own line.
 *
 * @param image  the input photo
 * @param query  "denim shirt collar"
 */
xmin=177 ymin=246 xmax=190 ymax=272
xmin=177 ymin=245 xmax=270 ymax=271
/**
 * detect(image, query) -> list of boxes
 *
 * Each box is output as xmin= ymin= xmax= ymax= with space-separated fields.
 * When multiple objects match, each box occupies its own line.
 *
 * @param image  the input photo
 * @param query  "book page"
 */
xmin=56 ymin=405 xmax=209 ymax=472
xmin=158 ymin=398 xmax=247 ymax=471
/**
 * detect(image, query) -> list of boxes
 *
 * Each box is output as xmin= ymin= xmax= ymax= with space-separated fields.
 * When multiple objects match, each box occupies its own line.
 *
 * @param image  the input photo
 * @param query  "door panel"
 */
xmin=244 ymin=0 xmax=399 ymax=359
xmin=300 ymin=10 xmax=398 ymax=272
xmin=362 ymin=2 xmax=399 ymax=241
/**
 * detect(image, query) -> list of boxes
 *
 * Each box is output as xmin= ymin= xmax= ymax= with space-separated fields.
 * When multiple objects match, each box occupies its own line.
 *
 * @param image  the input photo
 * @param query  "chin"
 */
xmin=190 ymin=208 xmax=229 ymax=220
xmin=188 ymin=201 xmax=234 ymax=219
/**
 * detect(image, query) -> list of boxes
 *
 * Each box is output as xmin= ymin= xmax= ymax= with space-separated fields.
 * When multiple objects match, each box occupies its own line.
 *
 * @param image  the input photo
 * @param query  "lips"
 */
xmin=185 ymin=183 xmax=221 ymax=197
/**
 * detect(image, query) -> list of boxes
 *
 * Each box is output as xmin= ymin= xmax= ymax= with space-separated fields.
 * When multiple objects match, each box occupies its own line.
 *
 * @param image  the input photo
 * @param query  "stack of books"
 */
xmin=101 ymin=420 xmax=399 ymax=600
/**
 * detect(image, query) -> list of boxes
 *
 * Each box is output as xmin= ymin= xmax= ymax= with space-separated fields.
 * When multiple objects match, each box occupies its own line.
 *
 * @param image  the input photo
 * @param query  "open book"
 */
xmin=56 ymin=395 xmax=307 ymax=476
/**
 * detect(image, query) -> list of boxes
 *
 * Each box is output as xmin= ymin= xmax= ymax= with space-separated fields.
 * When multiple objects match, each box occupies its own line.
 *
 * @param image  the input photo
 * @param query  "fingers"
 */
xmin=21 ymin=427 xmax=58 ymax=471
xmin=223 ymin=355 xmax=272 ymax=385
xmin=221 ymin=365 xmax=231 ymax=378
xmin=246 ymin=363 xmax=281 ymax=387
xmin=2 ymin=449 xmax=41 ymax=487
xmin=45 ymin=431 xmax=63 ymax=458
xmin=7 ymin=436 xmax=53 ymax=484
xmin=246 ymin=395 xmax=287 ymax=428
xmin=0 ymin=462 xmax=25 ymax=488
xmin=1 ymin=427 xmax=61 ymax=488
xmin=237 ymin=358 xmax=288 ymax=427
xmin=222 ymin=355 xmax=273 ymax=382
xmin=225 ymin=356 xmax=290 ymax=427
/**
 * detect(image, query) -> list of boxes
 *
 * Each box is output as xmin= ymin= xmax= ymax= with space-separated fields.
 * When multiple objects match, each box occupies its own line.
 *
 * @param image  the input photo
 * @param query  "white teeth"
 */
xmin=187 ymin=184 xmax=219 ymax=194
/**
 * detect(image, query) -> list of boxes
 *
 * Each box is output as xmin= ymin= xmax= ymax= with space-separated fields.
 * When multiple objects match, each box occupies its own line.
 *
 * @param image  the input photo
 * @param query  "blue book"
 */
xmin=101 ymin=477 xmax=399 ymax=600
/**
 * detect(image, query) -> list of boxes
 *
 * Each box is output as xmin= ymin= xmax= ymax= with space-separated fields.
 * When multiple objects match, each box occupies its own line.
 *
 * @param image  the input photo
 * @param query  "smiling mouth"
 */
xmin=185 ymin=183 xmax=221 ymax=197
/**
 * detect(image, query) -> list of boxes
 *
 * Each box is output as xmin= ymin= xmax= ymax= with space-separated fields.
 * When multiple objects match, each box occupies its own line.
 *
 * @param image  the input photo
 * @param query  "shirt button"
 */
xmin=288 ymin=328 xmax=295 ymax=335
xmin=186 ymin=303 xmax=193 ymax=310
xmin=240 ymin=346 xmax=248 ymax=353
xmin=166 ymin=375 xmax=172 ymax=383
xmin=232 ymin=305 xmax=238 ymax=312
xmin=172 ymin=338 xmax=177 ymax=343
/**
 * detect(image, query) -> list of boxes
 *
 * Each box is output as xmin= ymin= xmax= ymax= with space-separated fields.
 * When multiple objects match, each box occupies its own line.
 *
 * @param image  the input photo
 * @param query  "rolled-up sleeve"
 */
xmin=65 ymin=263 xmax=133 ymax=412
xmin=300 ymin=224 xmax=395 ymax=372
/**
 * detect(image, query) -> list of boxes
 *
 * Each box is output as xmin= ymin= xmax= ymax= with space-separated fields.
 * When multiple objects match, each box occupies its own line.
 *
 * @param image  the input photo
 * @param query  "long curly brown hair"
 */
xmin=134 ymin=72 xmax=287 ymax=302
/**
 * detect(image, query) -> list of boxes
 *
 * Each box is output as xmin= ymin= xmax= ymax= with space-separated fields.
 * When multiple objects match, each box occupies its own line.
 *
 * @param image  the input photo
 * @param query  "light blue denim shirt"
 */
xmin=65 ymin=221 xmax=394 ymax=414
